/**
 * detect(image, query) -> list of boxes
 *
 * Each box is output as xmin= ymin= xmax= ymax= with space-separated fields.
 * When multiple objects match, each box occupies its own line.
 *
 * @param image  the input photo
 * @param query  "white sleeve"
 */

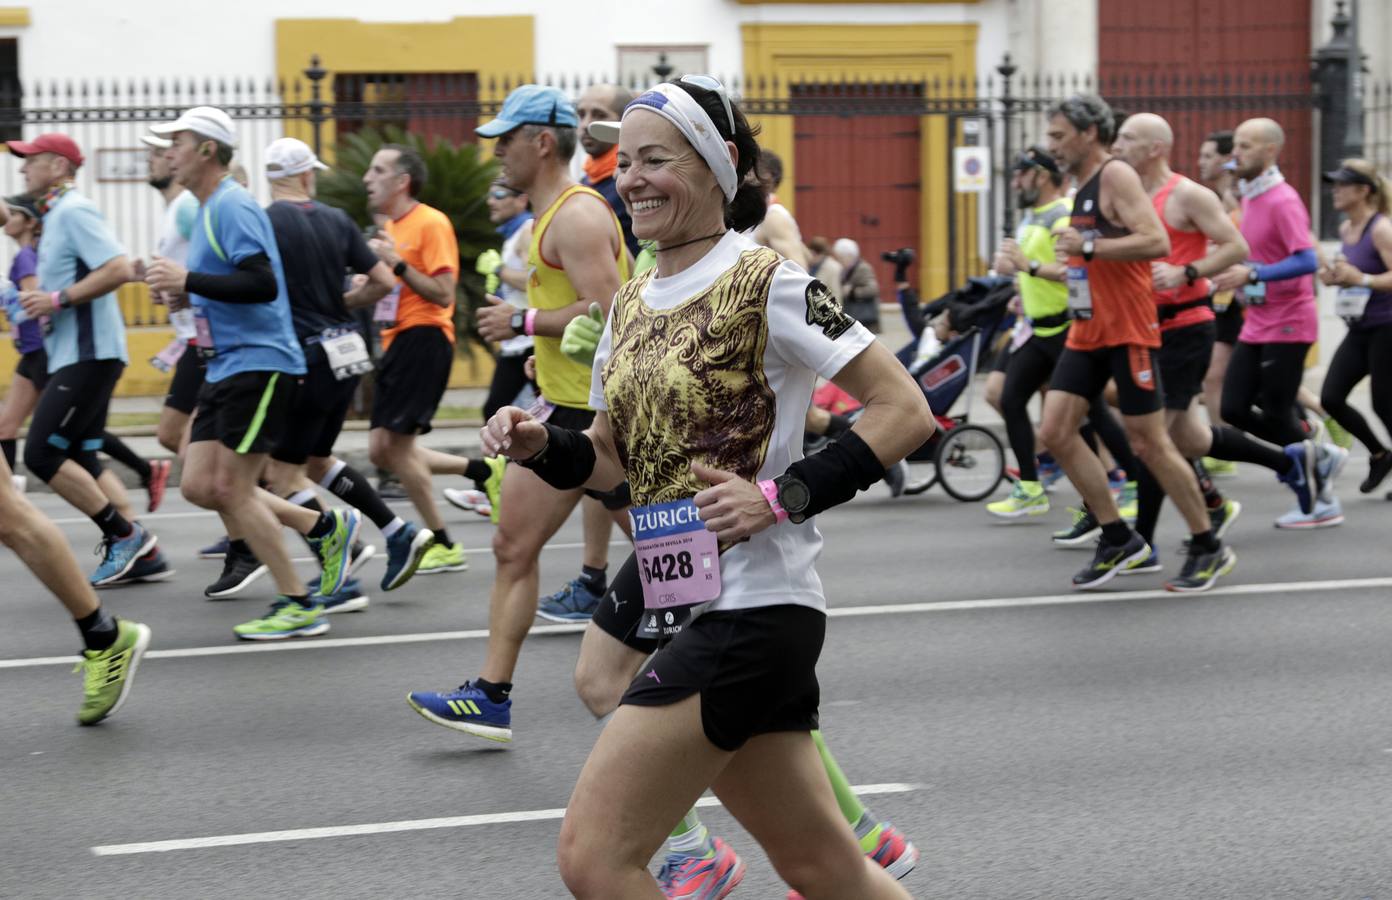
xmin=766 ymin=261 xmax=874 ymax=380
xmin=587 ymin=307 xmax=616 ymax=411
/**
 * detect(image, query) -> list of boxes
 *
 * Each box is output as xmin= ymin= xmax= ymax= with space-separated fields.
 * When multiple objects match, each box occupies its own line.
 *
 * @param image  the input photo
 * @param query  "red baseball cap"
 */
xmin=5 ymin=133 xmax=84 ymax=168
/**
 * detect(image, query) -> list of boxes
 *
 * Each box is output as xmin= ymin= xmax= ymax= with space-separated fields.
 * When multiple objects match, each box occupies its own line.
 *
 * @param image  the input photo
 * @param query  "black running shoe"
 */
xmin=1165 ymin=543 xmax=1236 ymax=593
xmin=205 ymin=547 xmax=269 ymax=599
xmin=1360 ymin=452 xmax=1392 ymax=494
xmin=1072 ymin=531 xmax=1150 ymax=590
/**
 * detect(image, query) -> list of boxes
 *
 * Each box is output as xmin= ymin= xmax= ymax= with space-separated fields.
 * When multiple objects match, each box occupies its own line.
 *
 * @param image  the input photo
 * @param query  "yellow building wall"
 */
xmin=740 ymin=23 xmax=978 ymax=298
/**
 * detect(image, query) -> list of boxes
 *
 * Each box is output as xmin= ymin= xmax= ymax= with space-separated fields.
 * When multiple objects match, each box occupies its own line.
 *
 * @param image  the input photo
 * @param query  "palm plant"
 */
xmin=315 ymin=125 xmax=500 ymax=346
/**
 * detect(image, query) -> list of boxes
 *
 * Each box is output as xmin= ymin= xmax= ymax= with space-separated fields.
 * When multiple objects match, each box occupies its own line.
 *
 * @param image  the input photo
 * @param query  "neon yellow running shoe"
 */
xmin=1117 ymin=480 xmax=1138 ymax=523
xmin=1202 ymin=457 xmax=1238 ymax=478
xmin=1323 ymin=415 xmax=1354 ymax=450
xmin=483 ymin=455 xmax=506 ymax=524
xmin=418 ymin=541 xmax=469 ymax=574
xmin=74 ymin=619 xmax=151 ymax=726
xmin=233 ymin=598 xmax=329 ymax=641
xmin=986 ymin=480 xmax=1049 ymax=518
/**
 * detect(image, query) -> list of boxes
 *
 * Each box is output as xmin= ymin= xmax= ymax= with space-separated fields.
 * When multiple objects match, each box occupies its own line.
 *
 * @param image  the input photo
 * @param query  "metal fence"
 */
xmin=1 ymin=57 xmax=1384 ymax=326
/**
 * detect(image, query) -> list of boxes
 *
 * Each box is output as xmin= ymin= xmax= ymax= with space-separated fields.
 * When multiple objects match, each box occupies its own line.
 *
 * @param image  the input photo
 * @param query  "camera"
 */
xmin=881 ymin=248 xmax=915 ymax=267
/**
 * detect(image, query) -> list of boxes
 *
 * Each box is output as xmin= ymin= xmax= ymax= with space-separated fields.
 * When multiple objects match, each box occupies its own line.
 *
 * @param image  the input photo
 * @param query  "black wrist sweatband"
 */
xmin=786 ymin=428 xmax=886 ymax=517
xmin=515 ymin=422 xmax=596 ymax=490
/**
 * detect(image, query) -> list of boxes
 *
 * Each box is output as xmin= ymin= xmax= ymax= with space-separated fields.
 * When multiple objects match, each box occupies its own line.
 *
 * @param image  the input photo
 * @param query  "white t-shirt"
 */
xmin=589 ymin=230 xmax=874 ymax=614
xmin=497 ymin=220 xmax=533 ymax=357
xmin=157 ymin=190 xmax=199 ymax=341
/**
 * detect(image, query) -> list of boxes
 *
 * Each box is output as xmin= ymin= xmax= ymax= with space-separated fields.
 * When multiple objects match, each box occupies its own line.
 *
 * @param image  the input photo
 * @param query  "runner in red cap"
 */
xmin=5 ymin=133 xmax=85 ymax=168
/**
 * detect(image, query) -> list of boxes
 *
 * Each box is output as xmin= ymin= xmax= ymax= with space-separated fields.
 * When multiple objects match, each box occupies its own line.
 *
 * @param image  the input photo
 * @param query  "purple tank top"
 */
xmin=8 ymin=246 xmax=41 ymax=355
xmin=1341 ymin=212 xmax=1392 ymax=329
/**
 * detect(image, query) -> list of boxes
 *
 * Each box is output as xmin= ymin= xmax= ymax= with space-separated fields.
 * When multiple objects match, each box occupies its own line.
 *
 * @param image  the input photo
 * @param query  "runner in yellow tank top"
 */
xmin=528 ymin=183 xmax=630 ymax=410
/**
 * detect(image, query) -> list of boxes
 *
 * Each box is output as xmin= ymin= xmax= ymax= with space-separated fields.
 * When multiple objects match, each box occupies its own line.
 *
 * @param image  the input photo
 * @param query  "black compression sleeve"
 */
xmin=786 ymin=428 xmax=886 ymax=517
xmin=515 ymin=422 xmax=597 ymax=490
xmin=185 ymin=253 xmax=278 ymax=303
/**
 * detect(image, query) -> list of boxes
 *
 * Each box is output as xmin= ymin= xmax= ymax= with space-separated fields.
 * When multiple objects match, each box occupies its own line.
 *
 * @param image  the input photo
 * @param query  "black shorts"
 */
xmin=190 ymin=370 xmax=297 ymax=455
xmin=621 ymin=603 xmax=826 ymax=752
xmin=272 ymin=350 xmax=359 ymax=466
xmin=14 ymin=347 xmax=48 ymax=391
xmin=1157 ymin=321 xmax=1216 ymax=411
xmin=164 ymin=343 xmax=206 ymax=415
xmin=1050 ymin=343 xmax=1163 ymax=416
xmin=1214 ymin=299 xmax=1244 ymax=346
xmin=990 ymin=341 xmax=1011 ymax=374
xmin=370 ymin=326 xmax=453 ymax=435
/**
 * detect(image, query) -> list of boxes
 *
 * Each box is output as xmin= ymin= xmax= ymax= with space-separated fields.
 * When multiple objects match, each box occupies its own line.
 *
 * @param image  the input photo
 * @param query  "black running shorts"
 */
xmin=1050 ymin=343 xmax=1163 ymax=416
xmin=190 ymin=370 xmax=296 ymax=455
xmin=14 ymin=347 xmax=48 ymax=390
xmin=1213 ymin=300 xmax=1244 ymax=346
xmin=370 ymin=326 xmax=454 ymax=436
xmin=164 ymin=343 xmax=206 ymax=415
xmin=621 ymin=603 xmax=826 ymax=752
xmin=272 ymin=347 xmax=359 ymax=466
xmin=1157 ymin=321 xmax=1216 ymax=412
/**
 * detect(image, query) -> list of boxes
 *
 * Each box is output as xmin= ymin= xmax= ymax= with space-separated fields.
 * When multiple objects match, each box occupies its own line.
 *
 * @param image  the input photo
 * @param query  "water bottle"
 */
xmin=0 ymin=277 xmax=26 ymax=325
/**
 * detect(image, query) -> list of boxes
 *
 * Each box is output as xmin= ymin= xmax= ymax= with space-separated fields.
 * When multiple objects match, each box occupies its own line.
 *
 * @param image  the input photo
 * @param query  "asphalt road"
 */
xmin=3 ymin=460 xmax=1392 ymax=900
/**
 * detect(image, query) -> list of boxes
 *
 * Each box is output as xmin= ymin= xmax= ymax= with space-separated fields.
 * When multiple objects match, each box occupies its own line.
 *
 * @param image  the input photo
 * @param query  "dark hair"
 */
xmin=807 ymin=235 xmax=830 ymax=254
xmin=522 ymin=124 xmax=578 ymax=162
xmin=760 ymin=148 xmax=784 ymax=188
xmin=192 ymin=132 xmax=235 ymax=167
xmin=671 ymin=80 xmax=765 ymax=233
xmin=382 ymin=143 xmax=427 ymax=198
xmin=1205 ymin=129 xmax=1234 ymax=156
xmin=1047 ymin=94 xmax=1116 ymax=145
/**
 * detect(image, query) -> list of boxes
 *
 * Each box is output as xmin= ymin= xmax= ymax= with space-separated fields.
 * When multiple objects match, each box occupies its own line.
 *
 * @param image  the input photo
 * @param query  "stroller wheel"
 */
xmin=935 ymin=423 xmax=1005 ymax=502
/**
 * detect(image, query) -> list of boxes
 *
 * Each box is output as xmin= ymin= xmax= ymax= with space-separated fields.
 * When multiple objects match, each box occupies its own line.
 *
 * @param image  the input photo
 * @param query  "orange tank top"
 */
xmin=1153 ymin=173 xmax=1214 ymax=333
xmin=1066 ymin=159 xmax=1160 ymax=350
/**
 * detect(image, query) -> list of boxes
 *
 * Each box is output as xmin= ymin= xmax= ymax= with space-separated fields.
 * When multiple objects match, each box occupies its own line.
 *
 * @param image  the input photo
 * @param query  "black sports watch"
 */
xmin=773 ymin=473 xmax=811 ymax=525
xmin=1028 ymin=259 xmax=1041 ymax=276
xmin=1247 ymin=267 xmax=1261 ymax=285
xmin=509 ymin=311 xmax=526 ymax=334
xmin=393 ymin=260 xmax=408 ymax=278
xmin=1184 ymin=264 xmax=1200 ymax=285
xmin=1081 ymin=239 xmax=1095 ymax=262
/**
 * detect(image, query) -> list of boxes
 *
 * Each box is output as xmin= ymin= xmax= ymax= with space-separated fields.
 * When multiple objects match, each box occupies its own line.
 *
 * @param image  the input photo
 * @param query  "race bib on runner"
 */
xmin=526 ymin=394 xmax=555 ymax=423
xmin=1335 ymin=286 xmax=1372 ymax=321
xmin=193 ymin=311 xmax=216 ymax=359
xmin=1243 ymin=280 xmax=1266 ymax=306
xmin=149 ymin=337 xmax=188 ymax=374
xmin=629 ymin=498 xmax=721 ymax=611
xmin=1066 ymin=266 xmax=1093 ymax=320
xmin=320 ymin=327 xmax=373 ymax=380
xmin=374 ymin=285 xmax=400 ymax=325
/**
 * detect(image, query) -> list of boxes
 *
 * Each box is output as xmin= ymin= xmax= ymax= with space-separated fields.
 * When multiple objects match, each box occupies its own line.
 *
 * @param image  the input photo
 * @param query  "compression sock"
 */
xmin=1191 ymin=458 xmax=1224 ymax=509
xmin=811 ymin=730 xmax=886 ymax=852
xmin=319 ymin=460 xmax=398 ymax=531
xmin=91 ymin=503 xmax=134 ymax=540
xmin=76 ymin=606 xmax=119 ymax=653
xmin=668 ymin=809 xmax=714 ymax=856
xmin=1133 ymin=464 xmax=1164 ymax=546
xmin=1208 ymin=426 xmax=1289 ymax=473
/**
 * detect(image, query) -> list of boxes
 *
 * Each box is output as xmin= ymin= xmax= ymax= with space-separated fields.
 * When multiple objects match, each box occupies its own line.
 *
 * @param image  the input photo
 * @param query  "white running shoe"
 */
xmin=1274 ymin=496 xmax=1344 ymax=530
xmin=443 ymin=487 xmax=492 ymax=518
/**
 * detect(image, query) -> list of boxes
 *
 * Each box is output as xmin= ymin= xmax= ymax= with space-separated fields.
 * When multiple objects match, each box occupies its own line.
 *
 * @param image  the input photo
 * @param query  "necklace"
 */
xmin=656 ymin=230 xmax=727 ymax=252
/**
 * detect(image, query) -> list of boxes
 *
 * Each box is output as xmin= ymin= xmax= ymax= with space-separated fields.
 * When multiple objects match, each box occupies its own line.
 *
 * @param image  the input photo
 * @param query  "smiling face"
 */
xmin=615 ymin=111 xmax=726 ymax=243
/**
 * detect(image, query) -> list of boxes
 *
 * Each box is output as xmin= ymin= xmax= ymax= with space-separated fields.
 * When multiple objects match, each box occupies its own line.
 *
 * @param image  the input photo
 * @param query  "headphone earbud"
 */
xmin=200 ymin=146 xmax=212 ymax=159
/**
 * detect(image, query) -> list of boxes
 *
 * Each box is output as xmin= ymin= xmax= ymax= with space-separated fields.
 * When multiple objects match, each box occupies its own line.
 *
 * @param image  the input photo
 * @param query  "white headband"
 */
xmin=622 ymin=84 xmax=738 ymax=201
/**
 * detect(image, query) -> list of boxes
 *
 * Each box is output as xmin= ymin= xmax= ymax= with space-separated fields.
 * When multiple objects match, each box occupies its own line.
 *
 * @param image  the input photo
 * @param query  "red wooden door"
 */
xmin=791 ymin=85 xmax=920 ymax=295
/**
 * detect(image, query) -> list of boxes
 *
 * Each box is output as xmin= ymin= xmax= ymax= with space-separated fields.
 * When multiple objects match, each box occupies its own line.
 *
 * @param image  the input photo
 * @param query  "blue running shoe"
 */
xmin=382 ymin=522 xmax=434 ymax=592
xmin=320 ymin=577 xmax=369 ymax=615
xmin=1279 ymin=441 xmax=1316 ymax=515
xmin=536 ymin=577 xmax=602 ymax=623
xmin=1118 ymin=547 xmax=1162 ymax=576
xmin=1038 ymin=457 xmax=1065 ymax=491
xmin=406 ymin=681 xmax=512 ymax=742
xmin=102 ymin=547 xmax=175 ymax=587
xmin=198 ymin=535 xmax=230 ymax=559
xmin=90 ymin=523 xmax=158 ymax=587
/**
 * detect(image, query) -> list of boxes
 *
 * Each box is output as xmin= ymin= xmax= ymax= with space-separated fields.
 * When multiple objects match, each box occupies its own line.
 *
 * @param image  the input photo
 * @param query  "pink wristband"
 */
xmin=50 ymin=291 xmax=63 ymax=312
xmin=524 ymin=308 xmax=538 ymax=337
xmin=758 ymin=479 xmax=788 ymax=524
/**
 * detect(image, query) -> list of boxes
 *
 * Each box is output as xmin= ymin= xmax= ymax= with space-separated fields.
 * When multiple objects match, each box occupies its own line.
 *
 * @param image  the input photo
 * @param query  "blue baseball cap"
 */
xmin=476 ymin=85 xmax=578 ymax=138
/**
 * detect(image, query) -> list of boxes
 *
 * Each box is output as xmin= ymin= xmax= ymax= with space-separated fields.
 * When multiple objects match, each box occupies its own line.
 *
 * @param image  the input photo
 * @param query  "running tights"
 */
xmin=1320 ymin=323 xmax=1392 ymax=455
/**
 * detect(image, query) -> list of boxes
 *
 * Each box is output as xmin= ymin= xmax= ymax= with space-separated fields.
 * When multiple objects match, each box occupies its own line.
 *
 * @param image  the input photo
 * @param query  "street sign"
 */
xmin=954 ymin=146 xmax=990 ymax=193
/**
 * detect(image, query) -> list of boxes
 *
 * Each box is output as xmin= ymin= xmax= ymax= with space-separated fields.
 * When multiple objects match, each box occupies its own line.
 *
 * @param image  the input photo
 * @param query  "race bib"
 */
xmin=1066 ymin=266 xmax=1093 ymax=320
xmin=526 ymin=394 xmax=555 ymax=423
xmin=193 ymin=311 xmax=216 ymax=358
xmin=149 ymin=337 xmax=188 ymax=374
xmin=629 ymin=498 xmax=721 ymax=611
xmin=1335 ymin=286 xmax=1372 ymax=321
xmin=320 ymin=327 xmax=373 ymax=380
xmin=374 ymin=285 xmax=400 ymax=325
xmin=1243 ymin=280 xmax=1266 ymax=306
xmin=1010 ymin=316 xmax=1033 ymax=350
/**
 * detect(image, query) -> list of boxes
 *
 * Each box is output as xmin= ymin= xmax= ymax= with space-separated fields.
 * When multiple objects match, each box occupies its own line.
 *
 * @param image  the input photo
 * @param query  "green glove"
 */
xmin=484 ymin=272 xmax=500 ymax=295
xmin=560 ymin=302 xmax=605 ymax=366
xmin=475 ymin=249 xmax=501 ymax=276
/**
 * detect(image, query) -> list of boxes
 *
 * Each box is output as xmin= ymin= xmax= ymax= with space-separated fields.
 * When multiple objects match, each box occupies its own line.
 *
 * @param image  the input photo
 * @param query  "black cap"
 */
xmin=3 ymin=193 xmax=39 ymax=219
xmin=1014 ymin=145 xmax=1060 ymax=176
xmin=1322 ymin=166 xmax=1379 ymax=190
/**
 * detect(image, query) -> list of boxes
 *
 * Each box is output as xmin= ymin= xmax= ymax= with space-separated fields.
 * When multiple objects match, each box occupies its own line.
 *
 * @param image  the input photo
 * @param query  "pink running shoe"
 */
xmin=787 ymin=823 xmax=919 ymax=899
xmin=657 ymin=836 xmax=745 ymax=899
xmin=146 ymin=458 xmax=172 ymax=513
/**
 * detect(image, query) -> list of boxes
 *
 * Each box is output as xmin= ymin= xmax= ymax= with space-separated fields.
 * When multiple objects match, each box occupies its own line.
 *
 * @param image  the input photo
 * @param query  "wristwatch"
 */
xmin=1184 ymin=264 xmax=1199 ymax=285
xmin=1081 ymin=239 xmax=1095 ymax=262
xmin=1028 ymin=259 xmax=1041 ymax=276
xmin=773 ymin=473 xmax=811 ymax=525
xmin=392 ymin=260 xmax=408 ymax=278
xmin=509 ymin=311 xmax=526 ymax=334
xmin=1247 ymin=268 xmax=1260 ymax=285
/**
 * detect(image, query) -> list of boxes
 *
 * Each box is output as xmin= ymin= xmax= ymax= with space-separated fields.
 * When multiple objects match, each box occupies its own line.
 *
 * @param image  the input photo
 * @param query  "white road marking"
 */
xmin=5 ymin=575 xmax=1391 ymax=671
xmin=90 ymin=783 xmax=921 ymax=856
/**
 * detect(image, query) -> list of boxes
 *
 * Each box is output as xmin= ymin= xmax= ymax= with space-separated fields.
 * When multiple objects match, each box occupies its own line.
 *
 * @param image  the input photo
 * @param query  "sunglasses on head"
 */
xmin=679 ymin=75 xmax=736 ymax=136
